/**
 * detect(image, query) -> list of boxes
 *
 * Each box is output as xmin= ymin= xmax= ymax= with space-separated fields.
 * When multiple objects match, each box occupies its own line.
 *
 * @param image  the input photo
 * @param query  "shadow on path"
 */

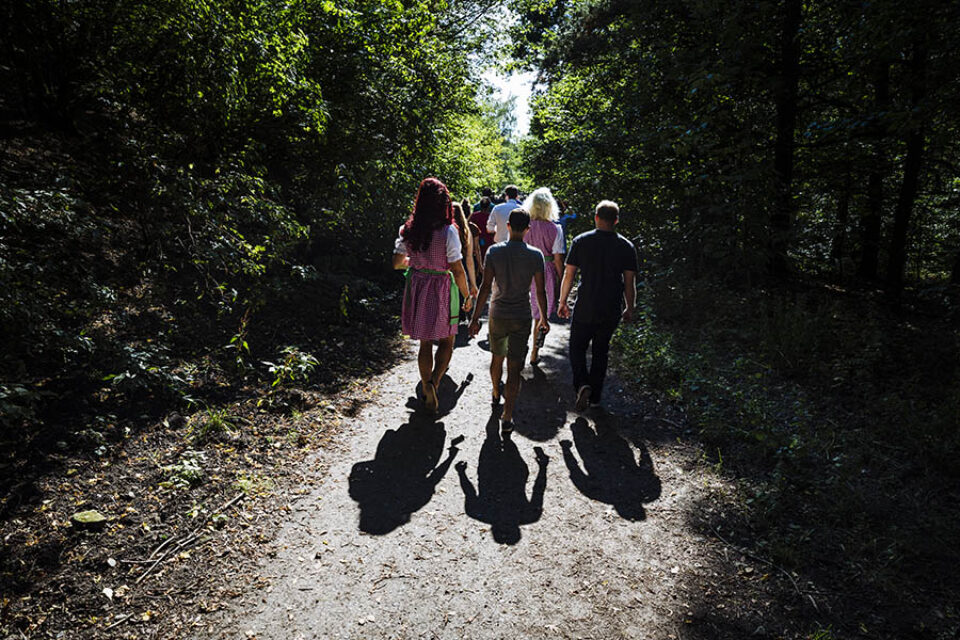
xmin=405 ymin=373 xmax=474 ymax=417
xmin=348 ymin=415 xmax=463 ymax=535
xmin=456 ymin=414 xmax=548 ymax=544
xmin=560 ymin=417 xmax=661 ymax=521
xmin=513 ymin=360 xmax=566 ymax=441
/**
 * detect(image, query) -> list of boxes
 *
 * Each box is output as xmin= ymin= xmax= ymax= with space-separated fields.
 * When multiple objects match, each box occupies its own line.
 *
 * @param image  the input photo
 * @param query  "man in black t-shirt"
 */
xmin=558 ymin=200 xmax=637 ymax=411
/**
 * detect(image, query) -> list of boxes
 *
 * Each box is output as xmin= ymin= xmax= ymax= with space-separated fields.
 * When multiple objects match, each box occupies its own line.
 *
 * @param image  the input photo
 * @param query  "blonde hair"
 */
xmin=524 ymin=187 xmax=559 ymax=222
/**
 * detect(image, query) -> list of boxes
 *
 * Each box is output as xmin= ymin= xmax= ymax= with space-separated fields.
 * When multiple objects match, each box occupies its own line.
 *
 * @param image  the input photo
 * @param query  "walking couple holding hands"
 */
xmin=393 ymin=177 xmax=637 ymax=432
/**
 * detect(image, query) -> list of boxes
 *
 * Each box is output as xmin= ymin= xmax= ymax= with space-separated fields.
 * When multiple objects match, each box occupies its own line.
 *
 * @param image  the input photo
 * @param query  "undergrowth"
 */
xmin=615 ymin=273 xmax=960 ymax=639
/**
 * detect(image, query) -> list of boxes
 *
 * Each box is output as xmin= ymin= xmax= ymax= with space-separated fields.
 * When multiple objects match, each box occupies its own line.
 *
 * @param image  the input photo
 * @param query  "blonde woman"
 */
xmin=523 ymin=187 xmax=565 ymax=365
xmin=452 ymin=202 xmax=480 ymax=314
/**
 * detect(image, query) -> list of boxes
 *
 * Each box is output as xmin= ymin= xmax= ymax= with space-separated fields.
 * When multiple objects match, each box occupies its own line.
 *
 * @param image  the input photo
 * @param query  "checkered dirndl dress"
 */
xmin=401 ymin=226 xmax=459 ymax=341
xmin=527 ymin=220 xmax=560 ymax=320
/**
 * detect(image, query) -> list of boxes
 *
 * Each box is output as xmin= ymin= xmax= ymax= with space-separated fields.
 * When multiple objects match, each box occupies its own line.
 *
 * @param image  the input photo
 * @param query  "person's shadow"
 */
xmin=404 ymin=373 xmax=473 ymax=417
xmin=455 ymin=414 xmax=548 ymax=544
xmin=512 ymin=363 xmax=565 ymax=441
xmin=560 ymin=417 xmax=661 ymax=521
xmin=348 ymin=416 xmax=463 ymax=534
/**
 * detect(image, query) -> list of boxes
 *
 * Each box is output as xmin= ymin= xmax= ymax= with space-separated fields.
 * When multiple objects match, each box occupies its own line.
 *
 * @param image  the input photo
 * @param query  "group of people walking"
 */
xmin=393 ymin=177 xmax=637 ymax=432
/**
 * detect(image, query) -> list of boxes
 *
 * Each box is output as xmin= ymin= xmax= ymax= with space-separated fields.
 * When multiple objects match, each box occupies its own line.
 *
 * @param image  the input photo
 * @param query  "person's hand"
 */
xmin=559 ymin=439 xmax=572 ymax=450
xmin=470 ymin=285 xmax=479 ymax=298
xmin=558 ymin=302 xmax=571 ymax=319
xmin=463 ymin=295 xmax=474 ymax=314
xmin=455 ymin=461 xmax=467 ymax=473
xmin=621 ymin=307 xmax=634 ymax=323
xmin=469 ymin=318 xmax=481 ymax=337
xmin=541 ymin=320 xmax=550 ymax=335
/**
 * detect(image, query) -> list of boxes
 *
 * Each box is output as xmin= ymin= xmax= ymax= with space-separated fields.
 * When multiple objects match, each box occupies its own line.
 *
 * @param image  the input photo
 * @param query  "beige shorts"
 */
xmin=488 ymin=316 xmax=532 ymax=360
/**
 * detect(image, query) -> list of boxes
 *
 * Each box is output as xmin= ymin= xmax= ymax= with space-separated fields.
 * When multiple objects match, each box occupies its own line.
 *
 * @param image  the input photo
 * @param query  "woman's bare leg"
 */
xmin=418 ymin=340 xmax=434 ymax=389
xmin=431 ymin=335 xmax=455 ymax=387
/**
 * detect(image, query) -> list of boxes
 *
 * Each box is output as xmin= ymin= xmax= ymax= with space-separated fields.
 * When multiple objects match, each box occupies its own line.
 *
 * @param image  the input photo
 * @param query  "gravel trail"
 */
xmin=216 ymin=322 xmax=731 ymax=640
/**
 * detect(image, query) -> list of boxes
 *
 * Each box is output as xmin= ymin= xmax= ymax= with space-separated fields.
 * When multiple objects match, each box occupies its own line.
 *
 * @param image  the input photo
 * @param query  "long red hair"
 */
xmin=401 ymin=177 xmax=454 ymax=252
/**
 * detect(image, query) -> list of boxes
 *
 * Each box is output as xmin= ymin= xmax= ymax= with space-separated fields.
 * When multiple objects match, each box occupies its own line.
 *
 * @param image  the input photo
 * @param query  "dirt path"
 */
xmin=213 ymin=322 xmax=753 ymax=640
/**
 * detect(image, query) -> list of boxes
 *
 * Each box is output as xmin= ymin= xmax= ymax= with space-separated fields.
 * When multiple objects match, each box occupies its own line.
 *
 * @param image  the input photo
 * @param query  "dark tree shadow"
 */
xmin=560 ymin=417 xmax=661 ymax=521
xmin=455 ymin=414 xmax=548 ymax=544
xmin=348 ymin=416 xmax=462 ymax=534
xmin=512 ymin=360 xmax=566 ymax=441
xmin=404 ymin=373 xmax=473 ymax=417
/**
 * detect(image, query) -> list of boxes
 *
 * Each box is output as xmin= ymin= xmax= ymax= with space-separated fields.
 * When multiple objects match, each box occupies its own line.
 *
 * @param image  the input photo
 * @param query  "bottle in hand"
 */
xmin=536 ymin=325 xmax=547 ymax=348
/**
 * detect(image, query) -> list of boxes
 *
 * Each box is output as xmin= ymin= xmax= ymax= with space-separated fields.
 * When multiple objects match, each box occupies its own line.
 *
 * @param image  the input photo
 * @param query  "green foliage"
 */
xmin=263 ymin=347 xmax=319 ymax=388
xmin=0 ymin=0 xmax=512 ymax=444
xmin=438 ymin=110 xmax=512 ymax=196
xmin=808 ymin=627 xmax=837 ymax=640
xmin=513 ymin=0 xmax=960 ymax=283
xmin=615 ymin=274 xmax=960 ymax=637
xmin=187 ymin=408 xmax=237 ymax=445
xmin=233 ymin=472 xmax=274 ymax=495
xmin=162 ymin=450 xmax=208 ymax=488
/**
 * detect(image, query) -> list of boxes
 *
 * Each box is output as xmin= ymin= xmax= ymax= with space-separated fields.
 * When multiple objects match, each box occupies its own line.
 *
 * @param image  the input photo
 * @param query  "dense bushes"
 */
xmin=0 ymin=1 xmax=517 ymax=441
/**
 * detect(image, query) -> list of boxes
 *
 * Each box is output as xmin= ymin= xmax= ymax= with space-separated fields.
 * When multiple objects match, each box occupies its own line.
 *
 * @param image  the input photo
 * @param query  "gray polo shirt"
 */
xmin=485 ymin=240 xmax=545 ymax=319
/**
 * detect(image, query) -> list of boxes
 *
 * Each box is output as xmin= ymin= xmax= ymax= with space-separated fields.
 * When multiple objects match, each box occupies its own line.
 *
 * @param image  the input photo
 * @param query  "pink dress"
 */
xmin=526 ymin=220 xmax=562 ymax=319
xmin=401 ymin=226 xmax=459 ymax=340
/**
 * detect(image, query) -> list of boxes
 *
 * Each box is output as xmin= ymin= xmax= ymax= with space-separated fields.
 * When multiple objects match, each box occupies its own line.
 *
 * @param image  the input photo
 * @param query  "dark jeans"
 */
xmin=569 ymin=318 xmax=620 ymax=403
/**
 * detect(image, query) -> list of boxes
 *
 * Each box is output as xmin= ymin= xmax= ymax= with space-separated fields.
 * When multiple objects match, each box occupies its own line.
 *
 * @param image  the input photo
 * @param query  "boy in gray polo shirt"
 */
xmin=469 ymin=209 xmax=550 ymax=433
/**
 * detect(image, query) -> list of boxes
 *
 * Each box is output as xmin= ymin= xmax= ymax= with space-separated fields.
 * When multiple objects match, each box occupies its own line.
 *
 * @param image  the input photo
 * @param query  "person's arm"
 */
xmin=486 ymin=210 xmax=497 ymax=233
xmin=392 ymin=229 xmax=409 ymax=269
xmin=550 ymin=225 xmax=565 ymax=277
xmin=622 ymin=270 xmax=636 ymax=323
xmin=533 ymin=271 xmax=550 ymax=333
xmin=558 ymin=264 xmax=578 ymax=319
xmin=464 ymin=238 xmax=478 ymax=297
xmin=474 ymin=234 xmax=484 ymax=271
xmin=449 ymin=261 xmax=473 ymax=313
xmin=444 ymin=225 xmax=472 ymax=312
xmin=469 ymin=262 xmax=495 ymax=336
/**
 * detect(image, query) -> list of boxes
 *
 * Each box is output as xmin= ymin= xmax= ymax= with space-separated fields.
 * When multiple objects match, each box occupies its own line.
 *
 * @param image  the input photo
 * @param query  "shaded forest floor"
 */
xmin=615 ymin=276 xmax=960 ymax=639
xmin=0 ymin=319 xmax=405 ymax=638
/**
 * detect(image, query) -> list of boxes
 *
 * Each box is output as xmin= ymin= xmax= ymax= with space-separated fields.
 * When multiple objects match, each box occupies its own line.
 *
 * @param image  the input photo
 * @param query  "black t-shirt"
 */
xmin=566 ymin=229 xmax=638 ymax=324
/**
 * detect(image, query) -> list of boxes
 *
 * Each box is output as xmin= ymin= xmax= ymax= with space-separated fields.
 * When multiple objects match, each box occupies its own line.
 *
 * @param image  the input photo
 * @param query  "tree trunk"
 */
xmin=830 ymin=171 xmax=852 ymax=275
xmin=886 ymin=43 xmax=927 ymax=297
xmin=769 ymin=0 xmax=803 ymax=277
xmin=858 ymin=62 xmax=890 ymax=280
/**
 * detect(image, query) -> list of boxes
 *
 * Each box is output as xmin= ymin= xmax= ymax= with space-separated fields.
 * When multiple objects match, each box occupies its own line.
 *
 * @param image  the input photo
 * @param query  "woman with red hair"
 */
xmin=393 ymin=178 xmax=473 ymax=412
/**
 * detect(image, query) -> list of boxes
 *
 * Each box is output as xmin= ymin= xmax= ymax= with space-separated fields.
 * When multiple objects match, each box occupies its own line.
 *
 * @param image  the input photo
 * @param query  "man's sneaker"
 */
xmin=575 ymin=385 xmax=591 ymax=411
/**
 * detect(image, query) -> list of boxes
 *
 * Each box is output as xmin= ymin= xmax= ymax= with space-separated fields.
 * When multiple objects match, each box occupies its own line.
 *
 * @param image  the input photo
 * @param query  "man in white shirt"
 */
xmin=487 ymin=185 xmax=522 ymax=243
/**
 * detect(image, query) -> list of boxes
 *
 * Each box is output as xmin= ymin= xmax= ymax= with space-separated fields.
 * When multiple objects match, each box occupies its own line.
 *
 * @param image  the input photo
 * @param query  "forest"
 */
xmin=1 ymin=0 xmax=958 ymax=638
